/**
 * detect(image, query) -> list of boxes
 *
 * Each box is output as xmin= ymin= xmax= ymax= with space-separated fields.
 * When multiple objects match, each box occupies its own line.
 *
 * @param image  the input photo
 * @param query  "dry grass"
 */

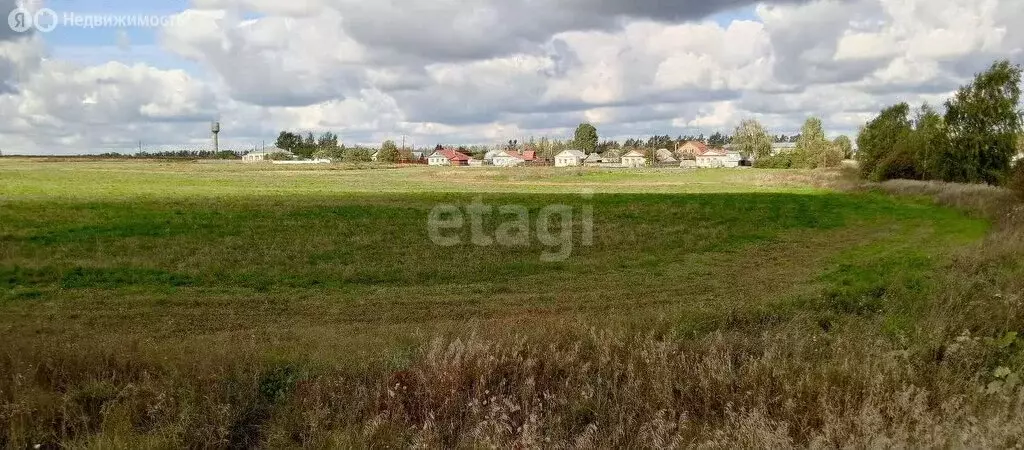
xmin=877 ymin=179 xmax=1021 ymax=223
xmin=2 ymin=165 xmax=1024 ymax=447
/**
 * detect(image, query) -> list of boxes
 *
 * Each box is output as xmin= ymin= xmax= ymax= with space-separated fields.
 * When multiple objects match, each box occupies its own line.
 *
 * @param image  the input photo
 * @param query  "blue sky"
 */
xmin=40 ymin=1 xmax=198 ymax=71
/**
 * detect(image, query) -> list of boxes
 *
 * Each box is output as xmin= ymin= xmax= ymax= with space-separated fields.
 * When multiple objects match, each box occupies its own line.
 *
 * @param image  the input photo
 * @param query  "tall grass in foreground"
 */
xmin=2 ymin=180 xmax=1024 ymax=448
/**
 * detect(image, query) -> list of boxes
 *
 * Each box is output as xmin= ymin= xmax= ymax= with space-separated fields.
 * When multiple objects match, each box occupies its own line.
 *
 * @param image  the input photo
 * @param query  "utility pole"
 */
xmin=401 ymin=135 xmax=406 ymax=151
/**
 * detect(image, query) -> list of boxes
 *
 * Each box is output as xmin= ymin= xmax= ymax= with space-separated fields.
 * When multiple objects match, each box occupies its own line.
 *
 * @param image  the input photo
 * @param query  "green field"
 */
xmin=1 ymin=159 xmax=1020 ymax=447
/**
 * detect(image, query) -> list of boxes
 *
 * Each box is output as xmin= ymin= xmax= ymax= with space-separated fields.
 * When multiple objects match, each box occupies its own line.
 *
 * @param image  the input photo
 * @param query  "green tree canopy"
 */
xmin=732 ymin=119 xmax=772 ymax=160
xmin=573 ymin=123 xmax=599 ymax=153
xmin=795 ymin=117 xmax=841 ymax=168
xmin=275 ymin=131 xmax=303 ymax=153
xmin=943 ymin=60 xmax=1023 ymax=184
xmin=377 ymin=140 xmax=401 ymax=163
xmin=857 ymin=103 xmax=913 ymax=180
xmin=832 ymin=135 xmax=853 ymax=160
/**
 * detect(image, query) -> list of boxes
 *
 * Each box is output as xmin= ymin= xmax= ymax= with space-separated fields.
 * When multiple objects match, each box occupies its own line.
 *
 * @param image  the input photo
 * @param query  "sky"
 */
xmin=0 ymin=0 xmax=1021 ymax=154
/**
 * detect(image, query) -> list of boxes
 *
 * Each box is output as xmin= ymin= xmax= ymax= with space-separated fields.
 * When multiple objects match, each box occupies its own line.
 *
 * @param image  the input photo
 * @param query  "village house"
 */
xmin=655 ymin=148 xmax=678 ymax=164
xmin=602 ymin=149 xmax=622 ymax=164
xmin=554 ymin=149 xmax=587 ymax=167
xmin=675 ymin=141 xmax=709 ymax=160
xmin=242 ymin=147 xmax=292 ymax=163
xmin=482 ymin=149 xmax=502 ymax=163
xmin=694 ymin=148 xmax=742 ymax=168
xmin=428 ymin=148 xmax=472 ymax=166
xmin=771 ymin=142 xmax=798 ymax=154
xmin=492 ymin=149 xmax=538 ymax=167
xmin=620 ymin=150 xmax=648 ymax=168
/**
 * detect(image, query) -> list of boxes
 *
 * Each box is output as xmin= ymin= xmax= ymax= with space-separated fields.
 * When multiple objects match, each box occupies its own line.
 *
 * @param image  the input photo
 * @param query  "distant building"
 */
xmin=621 ymin=150 xmax=648 ymax=168
xmin=554 ymin=149 xmax=587 ymax=167
xmin=491 ymin=150 xmax=538 ymax=167
xmin=428 ymin=148 xmax=472 ymax=166
xmin=771 ymin=142 xmax=798 ymax=154
xmin=242 ymin=146 xmax=292 ymax=163
xmin=655 ymin=148 xmax=678 ymax=164
xmin=695 ymin=148 xmax=742 ymax=168
xmin=483 ymin=149 xmax=502 ymax=162
xmin=492 ymin=150 xmax=525 ymax=167
xmin=676 ymin=141 xmax=709 ymax=159
xmin=602 ymin=149 xmax=622 ymax=164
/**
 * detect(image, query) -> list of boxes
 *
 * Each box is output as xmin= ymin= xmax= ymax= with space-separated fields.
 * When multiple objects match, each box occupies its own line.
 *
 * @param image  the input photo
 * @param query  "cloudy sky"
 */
xmin=0 ymin=0 xmax=1021 ymax=154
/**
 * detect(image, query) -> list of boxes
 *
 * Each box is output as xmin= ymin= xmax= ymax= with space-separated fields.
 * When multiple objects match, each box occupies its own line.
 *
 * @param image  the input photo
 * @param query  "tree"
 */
xmin=708 ymin=132 xmax=730 ymax=147
xmin=794 ymin=117 xmax=840 ymax=168
xmin=312 ymin=146 xmax=345 ymax=161
xmin=573 ymin=123 xmax=599 ymax=153
xmin=911 ymin=104 xmax=950 ymax=180
xmin=275 ymin=131 xmax=303 ymax=153
xmin=317 ymin=132 xmax=339 ymax=149
xmin=267 ymin=151 xmax=293 ymax=161
xmin=943 ymin=60 xmax=1023 ymax=184
xmin=732 ymin=119 xmax=772 ymax=160
xmin=377 ymin=140 xmax=400 ymax=163
xmin=832 ymin=135 xmax=853 ymax=160
xmin=857 ymin=103 xmax=913 ymax=180
xmin=1009 ymin=159 xmax=1024 ymax=200
xmin=344 ymin=147 xmax=372 ymax=163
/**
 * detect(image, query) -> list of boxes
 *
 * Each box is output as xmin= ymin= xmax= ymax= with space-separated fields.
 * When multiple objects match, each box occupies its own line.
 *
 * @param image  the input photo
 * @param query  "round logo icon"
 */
xmin=7 ymin=7 xmax=32 ymax=33
xmin=33 ymin=8 xmax=57 ymax=33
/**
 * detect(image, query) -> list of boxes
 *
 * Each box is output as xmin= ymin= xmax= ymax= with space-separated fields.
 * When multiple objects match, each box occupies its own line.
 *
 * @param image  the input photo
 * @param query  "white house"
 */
xmin=695 ymin=149 xmax=741 ymax=168
xmin=554 ymin=149 xmax=587 ymax=167
xmin=602 ymin=150 xmax=621 ymax=164
xmin=771 ymin=142 xmax=797 ymax=155
xmin=492 ymin=150 xmax=526 ymax=167
xmin=621 ymin=150 xmax=648 ymax=168
xmin=242 ymin=147 xmax=292 ymax=163
xmin=655 ymin=148 xmax=678 ymax=164
xmin=428 ymin=152 xmax=452 ymax=166
xmin=242 ymin=152 xmax=268 ymax=163
xmin=428 ymin=148 xmax=472 ymax=166
xmin=483 ymin=149 xmax=502 ymax=163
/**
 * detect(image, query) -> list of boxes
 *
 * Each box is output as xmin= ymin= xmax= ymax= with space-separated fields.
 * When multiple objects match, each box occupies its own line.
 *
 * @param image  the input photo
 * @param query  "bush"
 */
xmin=312 ymin=147 xmax=346 ymax=161
xmin=1010 ymin=161 xmax=1024 ymax=200
xmin=872 ymin=146 xmax=922 ymax=181
xmin=344 ymin=148 xmax=373 ymax=163
xmin=754 ymin=153 xmax=794 ymax=169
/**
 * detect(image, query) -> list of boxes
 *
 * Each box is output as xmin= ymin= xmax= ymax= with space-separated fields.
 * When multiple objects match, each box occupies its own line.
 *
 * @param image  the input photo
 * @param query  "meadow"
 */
xmin=1 ymin=159 xmax=1022 ymax=447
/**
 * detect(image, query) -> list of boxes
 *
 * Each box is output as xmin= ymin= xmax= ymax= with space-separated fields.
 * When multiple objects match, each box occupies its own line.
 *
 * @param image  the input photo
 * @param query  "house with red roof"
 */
xmin=492 ymin=149 xmax=539 ymax=167
xmin=427 ymin=148 xmax=472 ymax=166
xmin=675 ymin=141 xmax=709 ymax=159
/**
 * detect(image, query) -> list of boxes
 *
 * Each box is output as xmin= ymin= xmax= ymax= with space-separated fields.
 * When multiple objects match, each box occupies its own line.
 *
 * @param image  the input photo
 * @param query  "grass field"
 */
xmin=1 ymin=159 xmax=1022 ymax=447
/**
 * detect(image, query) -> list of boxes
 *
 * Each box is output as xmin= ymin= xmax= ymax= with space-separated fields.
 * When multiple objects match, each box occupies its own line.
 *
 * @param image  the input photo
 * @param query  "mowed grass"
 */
xmin=4 ymin=159 xmax=1017 ymax=447
xmin=0 ymin=159 xmax=986 ymax=354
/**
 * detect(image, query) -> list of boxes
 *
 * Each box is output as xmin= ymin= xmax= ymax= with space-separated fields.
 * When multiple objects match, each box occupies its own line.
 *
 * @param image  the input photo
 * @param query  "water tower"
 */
xmin=211 ymin=121 xmax=221 ymax=152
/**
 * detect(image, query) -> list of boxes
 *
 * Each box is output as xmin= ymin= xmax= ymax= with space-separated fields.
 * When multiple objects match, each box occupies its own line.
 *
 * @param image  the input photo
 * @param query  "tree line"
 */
xmin=93 ymin=150 xmax=244 ymax=159
xmin=856 ymin=59 xmax=1024 ymax=189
